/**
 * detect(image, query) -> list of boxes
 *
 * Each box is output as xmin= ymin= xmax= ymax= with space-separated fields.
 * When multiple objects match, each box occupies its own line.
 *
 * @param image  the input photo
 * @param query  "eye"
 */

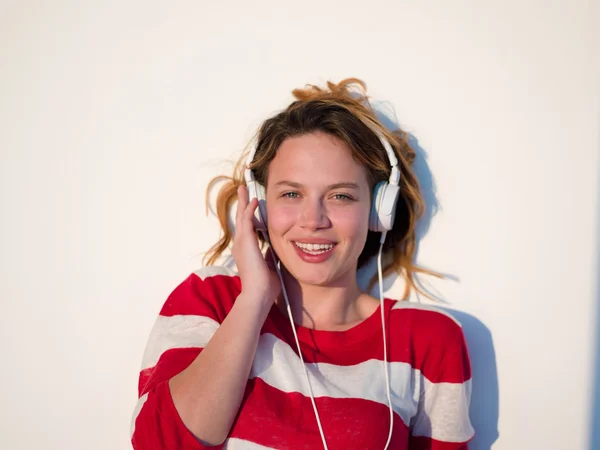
xmin=281 ymin=191 xmax=300 ymax=199
xmin=332 ymin=193 xmax=354 ymax=201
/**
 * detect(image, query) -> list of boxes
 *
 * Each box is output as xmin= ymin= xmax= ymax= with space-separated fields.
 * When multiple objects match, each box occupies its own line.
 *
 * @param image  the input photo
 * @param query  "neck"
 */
xmin=276 ymin=265 xmax=373 ymax=330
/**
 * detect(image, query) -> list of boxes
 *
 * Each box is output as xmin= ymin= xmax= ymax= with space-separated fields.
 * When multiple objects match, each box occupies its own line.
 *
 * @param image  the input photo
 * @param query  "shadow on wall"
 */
xmin=440 ymin=308 xmax=499 ymax=450
xmin=359 ymin=104 xmax=500 ymax=450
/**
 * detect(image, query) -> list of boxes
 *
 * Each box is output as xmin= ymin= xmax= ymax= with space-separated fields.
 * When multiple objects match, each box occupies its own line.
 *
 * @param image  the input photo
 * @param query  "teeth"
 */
xmin=294 ymin=242 xmax=334 ymax=253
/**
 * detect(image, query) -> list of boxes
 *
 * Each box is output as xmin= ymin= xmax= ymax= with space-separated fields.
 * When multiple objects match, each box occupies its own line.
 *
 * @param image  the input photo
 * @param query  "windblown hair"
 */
xmin=203 ymin=78 xmax=441 ymax=300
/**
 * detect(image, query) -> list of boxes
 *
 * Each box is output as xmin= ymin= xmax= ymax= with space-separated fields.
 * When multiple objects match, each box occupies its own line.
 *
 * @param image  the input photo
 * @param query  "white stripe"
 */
xmin=130 ymin=393 xmax=149 ymax=439
xmin=250 ymin=333 xmax=473 ymax=442
xmin=224 ymin=438 xmax=275 ymax=449
xmin=140 ymin=314 xmax=219 ymax=370
xmin=391 ymin=300 xmax=462 ymax=327
xmin=193 ymin=265 xmax=237 ymax=280
xmin=250 ymin=333 xmax=420 ymax=427
xmin=413 ymin=378 xmax=474 ymax=442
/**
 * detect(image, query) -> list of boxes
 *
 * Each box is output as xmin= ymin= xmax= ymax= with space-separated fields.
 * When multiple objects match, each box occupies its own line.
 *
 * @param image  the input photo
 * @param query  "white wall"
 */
xmin=1 ymin=1 xmax=598 ymax=449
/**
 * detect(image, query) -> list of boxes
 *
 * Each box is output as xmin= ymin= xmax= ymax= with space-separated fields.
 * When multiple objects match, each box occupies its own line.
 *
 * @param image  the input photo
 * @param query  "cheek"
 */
xmin=266 ymin=204 xmax=297 ymax=233
xmin=332 ymin=208 xmax=370 ymax=238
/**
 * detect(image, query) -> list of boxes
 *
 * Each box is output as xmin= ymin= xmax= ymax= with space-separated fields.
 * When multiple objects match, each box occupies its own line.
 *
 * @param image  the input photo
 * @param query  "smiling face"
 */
xmin=265 ymin=132 xmax=372 ymax=287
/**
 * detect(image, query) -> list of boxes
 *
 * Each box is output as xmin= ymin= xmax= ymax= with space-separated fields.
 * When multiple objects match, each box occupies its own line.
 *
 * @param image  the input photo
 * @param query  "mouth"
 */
xmin=293 ymin=241 xmax=337 ymax=255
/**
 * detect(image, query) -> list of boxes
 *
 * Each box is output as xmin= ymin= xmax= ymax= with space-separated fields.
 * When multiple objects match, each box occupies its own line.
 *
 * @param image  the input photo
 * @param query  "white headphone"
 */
xmin=244 ymin=125 xmax=400 ymax=450
xmin=244 ymin=127 xmax=401 ymax=233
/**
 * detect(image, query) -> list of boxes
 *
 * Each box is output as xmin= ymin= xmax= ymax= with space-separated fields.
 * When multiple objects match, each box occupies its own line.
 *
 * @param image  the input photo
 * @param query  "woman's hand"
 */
xmin=167 ymin=185 xmax=282 ymax=445
xmin=231 ymin=185 xmax=282 ymax=305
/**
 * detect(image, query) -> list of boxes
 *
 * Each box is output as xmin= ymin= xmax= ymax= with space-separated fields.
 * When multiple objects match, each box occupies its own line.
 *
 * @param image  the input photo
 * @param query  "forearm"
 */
xmin=168 ymin=292 xmax=272 ymax=445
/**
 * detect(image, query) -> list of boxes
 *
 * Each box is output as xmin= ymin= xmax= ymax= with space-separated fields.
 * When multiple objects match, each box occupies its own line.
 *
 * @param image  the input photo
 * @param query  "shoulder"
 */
xmin=389 ymin=299 xmax=463 ymax=341
xmin=192 ymin=265 xmax=238 ymax=281
xmin=159 ymin=266 xmax=241 ymax=321
xmin=387 ymin=300 xmax=470 ymax=382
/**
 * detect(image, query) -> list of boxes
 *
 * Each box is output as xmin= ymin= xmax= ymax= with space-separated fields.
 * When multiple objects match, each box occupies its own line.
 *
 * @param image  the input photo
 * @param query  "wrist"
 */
xmin=235 ymin=291 xmax=274 ymax=319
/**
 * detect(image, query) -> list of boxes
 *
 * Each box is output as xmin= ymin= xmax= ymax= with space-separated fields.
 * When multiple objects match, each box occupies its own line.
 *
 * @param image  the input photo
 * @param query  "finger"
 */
xmin=235 ymin=187 xmax=259 ymax=235
xmin=243 ymin=198 xmax=260 ymax=233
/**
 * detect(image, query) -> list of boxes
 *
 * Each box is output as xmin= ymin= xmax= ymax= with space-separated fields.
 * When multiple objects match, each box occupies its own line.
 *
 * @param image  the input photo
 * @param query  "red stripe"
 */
xmin=231 ymin=377 xmax=410 ymax=449
xmin=261 ymin=300 xmax=395 ymax=366
xmin=139 ymin=347 xmax=202 ymax=397
xmin=159 ymin=273 xmax=241 ymax=321
xmin=133 ymin=380 xmax=471 ymax=450
xmin=264 ymin=299 xmax=470 ymax=383
xmin=133 ymin=381 xmax=214 ymax=450
xmin=388 ymin=308 xmax=472 ymax=383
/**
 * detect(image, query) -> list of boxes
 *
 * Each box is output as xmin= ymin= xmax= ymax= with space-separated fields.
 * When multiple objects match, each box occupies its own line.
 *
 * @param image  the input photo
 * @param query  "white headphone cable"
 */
xmin=260 ymin=230 xmax=330 ymax=450
xmin=377 ymin=231 xmax=394 ymax=450
xmin=258 ymin=230 xmax=392 ymax=450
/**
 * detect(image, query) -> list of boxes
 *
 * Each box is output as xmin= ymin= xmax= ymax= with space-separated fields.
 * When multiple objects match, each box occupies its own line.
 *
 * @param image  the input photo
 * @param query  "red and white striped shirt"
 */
xmin=131 ymin=266 xmax=474 ymax=449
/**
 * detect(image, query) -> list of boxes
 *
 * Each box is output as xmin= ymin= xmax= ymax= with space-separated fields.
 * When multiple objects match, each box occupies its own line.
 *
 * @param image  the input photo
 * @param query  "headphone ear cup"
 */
xmin=370 ymin=181 xmax=400 ymax=232
xmin=370 ymin=181 xmax=385 ymax=232
xmin=246 ymin=180 xmax=268 ymax=230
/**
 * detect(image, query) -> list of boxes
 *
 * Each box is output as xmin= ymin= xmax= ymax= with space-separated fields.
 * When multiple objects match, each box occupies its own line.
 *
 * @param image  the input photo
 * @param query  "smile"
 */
xmin=293 ymin=242 xmax=336 ymax=255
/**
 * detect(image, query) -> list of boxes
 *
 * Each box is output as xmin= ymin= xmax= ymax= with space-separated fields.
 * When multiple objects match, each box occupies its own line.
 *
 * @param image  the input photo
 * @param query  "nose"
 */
xmin=298 ymin=198 xmax=330 ymax=230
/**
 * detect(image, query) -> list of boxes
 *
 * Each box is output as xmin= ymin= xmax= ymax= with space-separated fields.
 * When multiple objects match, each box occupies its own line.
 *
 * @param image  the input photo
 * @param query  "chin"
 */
xmin=296 ymin=273 xmax=333 ymax=287
xmin=284 ymin=261 xmax=340 ymax=287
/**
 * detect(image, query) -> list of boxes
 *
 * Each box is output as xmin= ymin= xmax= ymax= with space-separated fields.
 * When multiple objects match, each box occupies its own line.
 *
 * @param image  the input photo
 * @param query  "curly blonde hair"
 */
xmin=203 ymin=78 xmax=441 ymax=300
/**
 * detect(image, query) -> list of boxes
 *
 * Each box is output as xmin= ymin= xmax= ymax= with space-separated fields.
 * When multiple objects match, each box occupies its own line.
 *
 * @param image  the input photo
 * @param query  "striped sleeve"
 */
xmin=130 ymin=267 xmax=240 ymax=450
xmin=407 ymin=308 xmax=475 ymax=450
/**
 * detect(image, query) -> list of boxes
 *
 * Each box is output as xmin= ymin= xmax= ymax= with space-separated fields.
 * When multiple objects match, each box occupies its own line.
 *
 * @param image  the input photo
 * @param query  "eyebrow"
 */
xmin=274 ymin=181 xmax=360 ymax=190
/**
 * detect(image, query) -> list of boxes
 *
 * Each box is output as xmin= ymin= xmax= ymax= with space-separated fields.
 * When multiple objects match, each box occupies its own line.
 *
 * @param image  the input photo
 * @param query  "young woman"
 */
xmin=131 ymin=79 xmax=474 ymax=449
